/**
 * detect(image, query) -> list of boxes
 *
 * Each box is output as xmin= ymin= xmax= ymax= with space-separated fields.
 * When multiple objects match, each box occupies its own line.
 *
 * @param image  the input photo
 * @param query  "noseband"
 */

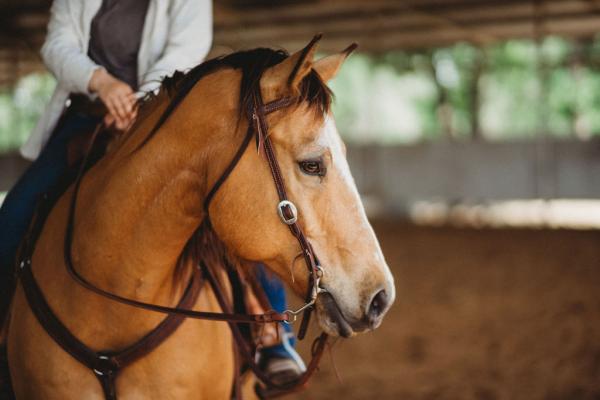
xmin=17 ymin=79 xmax=329 ymax=398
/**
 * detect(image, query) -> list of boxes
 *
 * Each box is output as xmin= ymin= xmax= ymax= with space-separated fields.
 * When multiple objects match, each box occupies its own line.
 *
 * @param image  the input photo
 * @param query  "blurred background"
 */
xmin=1 ymin=0 xmax=599 ymax=399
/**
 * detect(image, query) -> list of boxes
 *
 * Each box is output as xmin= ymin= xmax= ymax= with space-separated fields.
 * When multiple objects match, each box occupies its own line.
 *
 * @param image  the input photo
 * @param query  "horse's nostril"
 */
xmin=367 ymin=289 xmax=388 ymax=322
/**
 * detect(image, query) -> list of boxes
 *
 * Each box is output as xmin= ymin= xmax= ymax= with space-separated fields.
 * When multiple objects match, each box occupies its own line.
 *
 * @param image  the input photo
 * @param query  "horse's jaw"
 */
xmin=315 ymin=292 xmax=356 ymax=338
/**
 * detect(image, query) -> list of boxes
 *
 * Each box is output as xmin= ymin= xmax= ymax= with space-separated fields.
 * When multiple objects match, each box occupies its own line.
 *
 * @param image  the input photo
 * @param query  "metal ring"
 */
xmin=277 ymin=200 xmax=298 ymax=225
xmin=315 ymin=264 xmax=324 ymax=278
xmin=282 ymin=312 xmax=298 ymax=325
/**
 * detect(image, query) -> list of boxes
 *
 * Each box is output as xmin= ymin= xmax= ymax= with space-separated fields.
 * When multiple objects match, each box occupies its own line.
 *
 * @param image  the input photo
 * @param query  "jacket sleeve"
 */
xmin=138 ymin=0 xmax=213 ymax=94
xmin=41 ymin=0 xmax=100 ymax=95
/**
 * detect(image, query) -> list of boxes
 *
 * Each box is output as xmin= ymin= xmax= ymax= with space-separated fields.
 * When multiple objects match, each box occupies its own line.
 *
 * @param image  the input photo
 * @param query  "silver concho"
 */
xmin=277 ymin=200 xmax=298 ymax=225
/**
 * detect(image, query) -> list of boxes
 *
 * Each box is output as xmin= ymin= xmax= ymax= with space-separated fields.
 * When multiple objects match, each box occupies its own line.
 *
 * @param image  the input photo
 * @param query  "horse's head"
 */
xmin=209 ymin=38 xmax=395 ymax=337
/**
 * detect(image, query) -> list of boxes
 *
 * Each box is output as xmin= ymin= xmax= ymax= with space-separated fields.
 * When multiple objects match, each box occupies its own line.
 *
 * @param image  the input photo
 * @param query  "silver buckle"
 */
xmin=277 ymin=200 xmax=298 ymax=225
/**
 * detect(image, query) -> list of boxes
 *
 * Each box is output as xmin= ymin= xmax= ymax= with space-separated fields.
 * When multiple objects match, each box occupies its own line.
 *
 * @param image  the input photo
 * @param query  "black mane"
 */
xmin=136 ymin=47 xmax=333 ymax=150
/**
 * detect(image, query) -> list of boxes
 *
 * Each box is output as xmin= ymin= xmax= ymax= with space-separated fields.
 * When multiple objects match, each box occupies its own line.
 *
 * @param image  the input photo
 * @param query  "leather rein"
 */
xmin=58 ymin=85 xmax=328 ymax=394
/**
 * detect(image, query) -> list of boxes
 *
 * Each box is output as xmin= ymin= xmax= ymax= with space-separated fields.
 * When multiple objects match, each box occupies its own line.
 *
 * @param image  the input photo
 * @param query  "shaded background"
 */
xmin=1 ymin=0 xmax=600 ymax=398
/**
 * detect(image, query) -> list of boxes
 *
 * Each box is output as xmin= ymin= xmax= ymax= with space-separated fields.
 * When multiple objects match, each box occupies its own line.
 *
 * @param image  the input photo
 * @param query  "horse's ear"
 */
xmin=313 ymin=43 xmax=358 ymax=82
xmin=262 ymin=34 xmax=322 ymax=96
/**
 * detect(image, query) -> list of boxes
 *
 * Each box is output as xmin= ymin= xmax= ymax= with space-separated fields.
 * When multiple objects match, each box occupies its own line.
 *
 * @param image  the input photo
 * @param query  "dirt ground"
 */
xmin=291 ymin=220 xmax=600 ymax=400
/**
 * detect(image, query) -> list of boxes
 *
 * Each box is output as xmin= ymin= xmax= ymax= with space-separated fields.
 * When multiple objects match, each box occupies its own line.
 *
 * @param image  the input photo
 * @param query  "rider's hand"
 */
xmin=104 ymin=108 xmax=137 ymax=131
xmin=89 ymin=68 xmax=137 ymax=130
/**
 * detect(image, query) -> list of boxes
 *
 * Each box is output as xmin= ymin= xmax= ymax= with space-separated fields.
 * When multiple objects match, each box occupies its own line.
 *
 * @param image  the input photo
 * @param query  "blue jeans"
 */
xmin=256 ymin=265 xmax=297 ymax=358
xmin=0 ymin=112 xmax=101 ymax=273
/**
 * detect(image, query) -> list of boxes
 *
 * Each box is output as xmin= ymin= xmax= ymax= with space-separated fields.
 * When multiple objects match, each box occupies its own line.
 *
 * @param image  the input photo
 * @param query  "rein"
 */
xmin=55 ymin=83 xmax=328 ymax=395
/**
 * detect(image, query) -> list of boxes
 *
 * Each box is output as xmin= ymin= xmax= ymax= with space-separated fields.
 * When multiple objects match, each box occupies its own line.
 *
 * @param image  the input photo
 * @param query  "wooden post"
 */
xmin=427 ymin=51 xmax=453 ymax=139
xmin=469 ymin=48 xmax=483 ymax=141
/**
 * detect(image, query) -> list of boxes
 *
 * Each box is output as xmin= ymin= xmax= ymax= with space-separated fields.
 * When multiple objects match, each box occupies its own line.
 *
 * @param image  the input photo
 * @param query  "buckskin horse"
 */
xmin=2 ymin=36 xmax=395 ymax=399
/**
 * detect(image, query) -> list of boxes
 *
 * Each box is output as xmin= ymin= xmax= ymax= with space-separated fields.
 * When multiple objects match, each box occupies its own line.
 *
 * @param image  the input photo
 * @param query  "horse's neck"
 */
xmin=70 ymin=78 xmax=239 ymax=301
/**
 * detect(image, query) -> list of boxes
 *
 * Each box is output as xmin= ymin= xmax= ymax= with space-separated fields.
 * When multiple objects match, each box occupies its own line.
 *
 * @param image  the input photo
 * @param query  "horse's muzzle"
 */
xmin=316 ymin=286 xmax=393 ymax=338
xmin=317 ymin=292 xmax=354 ymax=338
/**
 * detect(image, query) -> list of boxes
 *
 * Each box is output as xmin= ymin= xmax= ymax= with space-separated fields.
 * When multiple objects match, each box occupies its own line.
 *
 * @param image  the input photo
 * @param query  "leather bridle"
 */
xmin=63 ymin=89 xmax=326 ymax=329
xmin=50 ymin=80 xmax=329 ymax=396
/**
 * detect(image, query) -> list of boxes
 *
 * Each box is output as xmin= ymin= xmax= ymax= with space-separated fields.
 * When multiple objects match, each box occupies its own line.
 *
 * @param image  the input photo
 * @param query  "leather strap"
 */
xmin=202 ymin=96 xmax=296 ymax=212
xmin=19 ymin=248 xmax=204 ymax=400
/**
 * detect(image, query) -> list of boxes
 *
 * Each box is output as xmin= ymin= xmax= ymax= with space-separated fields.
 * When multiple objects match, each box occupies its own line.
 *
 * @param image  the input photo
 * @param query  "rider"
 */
xmin=0 ymin=0 xmax=304 ymax=384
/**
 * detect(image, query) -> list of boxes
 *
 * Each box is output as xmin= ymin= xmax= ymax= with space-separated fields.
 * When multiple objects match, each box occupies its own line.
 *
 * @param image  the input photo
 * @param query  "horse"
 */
xmin=3 ymin=36 xmax=395 ymax=399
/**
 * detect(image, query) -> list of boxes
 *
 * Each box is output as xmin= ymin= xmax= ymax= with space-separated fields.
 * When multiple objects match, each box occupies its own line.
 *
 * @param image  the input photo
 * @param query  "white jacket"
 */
xmin=21 ymin=0 xmax=213 ymax=160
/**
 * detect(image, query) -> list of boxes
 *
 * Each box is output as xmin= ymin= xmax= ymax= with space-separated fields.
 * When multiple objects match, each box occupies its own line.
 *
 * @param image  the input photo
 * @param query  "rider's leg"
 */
xmin=255 ymin=265 xmax=306 ymax=383
xmin=0 ymin=113 xmax=101 ymax=320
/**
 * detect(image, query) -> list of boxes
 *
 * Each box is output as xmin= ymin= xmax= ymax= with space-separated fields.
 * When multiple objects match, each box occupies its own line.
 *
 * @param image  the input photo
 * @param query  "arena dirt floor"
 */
xmin=290 ymin=219 xmax=600 ymax=400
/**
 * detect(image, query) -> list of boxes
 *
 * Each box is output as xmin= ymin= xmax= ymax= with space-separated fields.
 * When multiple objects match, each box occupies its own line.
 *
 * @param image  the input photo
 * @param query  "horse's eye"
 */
xmin=299 ymin=159 xmax=326 ymax=177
